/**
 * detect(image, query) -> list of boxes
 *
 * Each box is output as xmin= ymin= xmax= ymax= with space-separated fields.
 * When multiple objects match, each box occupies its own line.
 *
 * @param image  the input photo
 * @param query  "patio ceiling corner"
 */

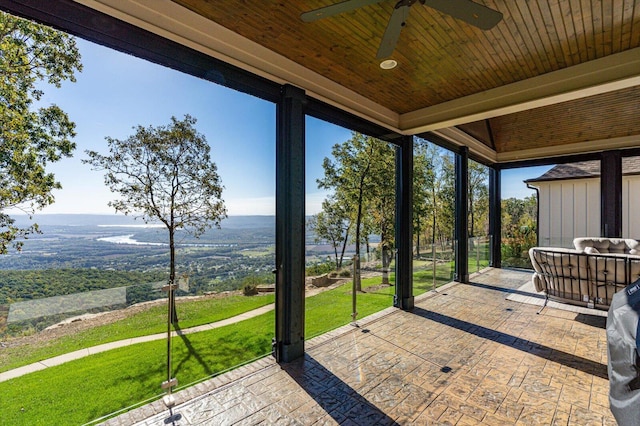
xmin=73 ymin=0 xmax=640 ymax=164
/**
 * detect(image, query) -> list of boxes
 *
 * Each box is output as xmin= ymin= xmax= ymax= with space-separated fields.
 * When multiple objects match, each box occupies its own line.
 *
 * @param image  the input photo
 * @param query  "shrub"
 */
xmin=126 ymin=283 xmax=157 ymax=305
xmin=305 ymin=262 xmax=334 ymax=277
xmin=339 ymin=269 xmax=351 ymax=277
xmin=242 ymin=283 xmax=258 ymax=296
xmin=241 ymin=275 xmax=261 ymax=296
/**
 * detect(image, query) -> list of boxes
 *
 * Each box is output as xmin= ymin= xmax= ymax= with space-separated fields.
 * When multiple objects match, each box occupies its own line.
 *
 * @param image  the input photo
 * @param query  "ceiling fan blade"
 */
xmin=422 ymin=0 xmax=503 ymax=30
xmin=376 ymin=5 xmax=410 ymax=59
xmin=301 ymin=0 xmax=386 ymax=22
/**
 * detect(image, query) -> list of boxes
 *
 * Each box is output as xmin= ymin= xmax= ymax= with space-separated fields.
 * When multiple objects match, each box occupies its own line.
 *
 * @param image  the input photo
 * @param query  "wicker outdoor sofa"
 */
xmin=529 ymin=237 xmax=640 ymax=310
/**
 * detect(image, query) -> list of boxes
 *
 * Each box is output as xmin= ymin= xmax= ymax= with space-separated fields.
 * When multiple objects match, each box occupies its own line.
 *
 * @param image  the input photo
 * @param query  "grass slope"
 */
xmin=1 ymin=294 xmax=275 ymax=373
xmin=2 ymin=265 xmax=469 ymax=425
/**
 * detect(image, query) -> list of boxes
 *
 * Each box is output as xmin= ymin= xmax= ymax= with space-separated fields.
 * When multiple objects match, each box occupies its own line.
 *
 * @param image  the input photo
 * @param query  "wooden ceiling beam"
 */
xmin=68 ymin=0 xmax=640 ymax=140
xmin=428 ymin=128 xmax=498 ymax=164
xmin=496 ymin=134 xmax=640 ymax=164
xmin=400 ymin=47 xmax=640 ymax=133
xmin=22 ymin=0 xmax=640 ymax=165
xmin=75 ymin=0 xmax=401 ymax=132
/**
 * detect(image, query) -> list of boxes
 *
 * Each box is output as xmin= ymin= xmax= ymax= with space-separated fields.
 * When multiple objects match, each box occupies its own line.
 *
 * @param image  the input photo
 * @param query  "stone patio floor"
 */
xmin=104 ymin=268 xmax=615 ymax=425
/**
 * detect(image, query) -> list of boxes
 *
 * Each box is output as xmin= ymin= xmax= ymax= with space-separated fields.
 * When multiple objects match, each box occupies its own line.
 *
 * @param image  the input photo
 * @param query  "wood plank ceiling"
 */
xmin=170 ymin=0 xmax=640 ymax=163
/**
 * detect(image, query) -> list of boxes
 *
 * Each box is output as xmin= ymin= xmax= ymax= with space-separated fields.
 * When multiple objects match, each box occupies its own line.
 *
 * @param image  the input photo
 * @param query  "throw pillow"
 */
xmin=584 ymin=246 xmax=600 ymax=254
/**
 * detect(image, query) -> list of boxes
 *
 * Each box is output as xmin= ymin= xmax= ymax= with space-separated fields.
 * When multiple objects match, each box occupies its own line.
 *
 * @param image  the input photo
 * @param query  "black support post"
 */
xmin=394 ymin=136 xmax=414 ymax=310
xmin=489 ymin=166 xmax=501 ymax=268
xmin=274 ymin=84 xmax=306 ymax=363
xmin=455 ymin=147 xmax=469 ymax=283
xmin=600 ymin=150 xmax=622 ymax=238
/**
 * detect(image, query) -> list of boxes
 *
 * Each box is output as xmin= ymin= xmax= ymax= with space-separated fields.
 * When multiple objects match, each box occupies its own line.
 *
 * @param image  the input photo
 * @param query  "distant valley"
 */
xmin=1 ymin=214 xmax=314 ymax=335
xmin=2 ymin=214 xmax=279 ymax=271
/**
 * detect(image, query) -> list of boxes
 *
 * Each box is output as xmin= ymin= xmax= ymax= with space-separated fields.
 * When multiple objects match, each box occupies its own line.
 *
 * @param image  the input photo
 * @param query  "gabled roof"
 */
xmin=526 ymin=157 xmax=640 ymax=183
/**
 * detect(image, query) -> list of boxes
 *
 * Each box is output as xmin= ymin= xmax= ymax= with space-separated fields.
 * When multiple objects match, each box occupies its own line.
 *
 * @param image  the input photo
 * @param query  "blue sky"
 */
xmin=33 ymin=38 xmax=546 ymax=216
xmin=35 ymin=38 xmax=351 ymax=215
xmin=502 ymin=166 xmax=551 ymax=199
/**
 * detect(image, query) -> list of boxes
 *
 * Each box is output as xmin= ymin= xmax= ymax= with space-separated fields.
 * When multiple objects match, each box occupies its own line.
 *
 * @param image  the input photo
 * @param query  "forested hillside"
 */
xmin=0 ymin=215 xmax=283 ymax=337
xmin=0 ymin=269 xmax=167 ymax=304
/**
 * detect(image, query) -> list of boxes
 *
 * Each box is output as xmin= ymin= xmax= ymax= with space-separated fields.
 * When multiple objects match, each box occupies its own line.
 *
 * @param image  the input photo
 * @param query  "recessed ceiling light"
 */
xmin=379 ymin=59 xmax=398 ymax=70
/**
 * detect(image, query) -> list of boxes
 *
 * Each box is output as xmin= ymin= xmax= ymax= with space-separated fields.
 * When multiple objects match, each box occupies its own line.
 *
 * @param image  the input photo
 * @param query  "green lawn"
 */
xmin=0 ymin=294 xmax=275 ymax=373
xmin=2 ymin=316 xmax=275 ymax=426
xmin=1 ymin=260 xmax=477 ymax=374
xmin=2 ymin=267 xmax=462 ymax=425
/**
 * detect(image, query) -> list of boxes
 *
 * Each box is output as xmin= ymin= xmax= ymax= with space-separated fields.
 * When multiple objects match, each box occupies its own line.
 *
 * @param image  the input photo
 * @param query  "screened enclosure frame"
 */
xmin=2 ymin=0 xmax=638 ymax=363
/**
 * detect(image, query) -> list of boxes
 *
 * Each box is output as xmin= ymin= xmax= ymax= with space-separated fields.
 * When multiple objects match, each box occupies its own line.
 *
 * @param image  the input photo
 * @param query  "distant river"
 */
xmin=96 ymin=234 xmax=236 ymax=248
xmin=96 ymin=234 xmax=167 ymax=246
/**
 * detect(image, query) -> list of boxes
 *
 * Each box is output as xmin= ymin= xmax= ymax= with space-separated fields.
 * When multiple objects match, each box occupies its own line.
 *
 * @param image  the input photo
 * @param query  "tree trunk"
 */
xmin=355 ymin=184 xmax=364 ymax=292
xmin=339 ymin=227 xmax=350 ymax=269
xmin=381 ymin=245 xmax=390 ymax=285
xmin=366 ymin=237 xmax=370 ymax=262
xmin=169 ymin=227 xmax=178 ymax=324
xmin=431 ymin=198 xmax=437 ymax=262
xmin=431 ymin=187 xmax=437 ymax=246
xmin=469 ymin=193 xmax=475 ymax=238
xmin=416 ymin=215 xmax=421 ymax=258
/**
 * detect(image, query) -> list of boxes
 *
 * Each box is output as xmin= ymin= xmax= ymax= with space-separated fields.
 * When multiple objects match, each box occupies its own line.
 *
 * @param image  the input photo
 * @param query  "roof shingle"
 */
xmin=526 ymin=157 xmax=640 ymax=182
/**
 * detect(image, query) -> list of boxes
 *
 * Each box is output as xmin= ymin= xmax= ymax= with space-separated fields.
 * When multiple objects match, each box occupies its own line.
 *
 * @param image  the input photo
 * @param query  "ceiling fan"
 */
xmin=301 ymin=0 xmax=503 ymax=59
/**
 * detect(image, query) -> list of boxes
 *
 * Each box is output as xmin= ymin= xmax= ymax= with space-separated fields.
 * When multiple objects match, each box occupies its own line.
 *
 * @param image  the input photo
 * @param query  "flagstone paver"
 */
xmin=102 ymin=268 xmax=616 ymax=425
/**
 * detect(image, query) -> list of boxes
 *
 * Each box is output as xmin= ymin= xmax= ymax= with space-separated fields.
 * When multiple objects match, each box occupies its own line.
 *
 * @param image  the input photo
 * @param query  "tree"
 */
xmin=368 ymin=142 xmax=396 ymax=285
xmin=0 ymin=12 xmax=82 ymax=253
xmin=502 ymin=195 xmax=537 ymax=264
xmin=84 ymin=115 xmax=227 ymax=323
xmin=412 ymin=139 xmax=435 ymax=258
xmin=309 ymin=195 xmax=351 ymax=269
xmin=468 ymin=160 xmax=489 ymax=239
xmin=438 ymin=152 xmax=456 ymax=247
xmin=317 ymin=132 xmax=394 ymax=290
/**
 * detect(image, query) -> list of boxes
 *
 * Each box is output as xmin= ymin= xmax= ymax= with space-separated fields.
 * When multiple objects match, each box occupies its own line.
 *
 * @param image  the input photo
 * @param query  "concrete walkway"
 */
xmin=0 ymin=303 xmax=276 ymax=383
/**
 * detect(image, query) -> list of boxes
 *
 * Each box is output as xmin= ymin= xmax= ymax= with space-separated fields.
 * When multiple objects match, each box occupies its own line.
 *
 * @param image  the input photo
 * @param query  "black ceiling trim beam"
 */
xmin=496 ymin=152 xmax=601 ymax=170
xmin=416 ymin=131 xmax=461 ymax=154
xmin=498 ymin=146 xmax=640 ymax=170
xmin=305 ymin=97 xmax=403 ymax=145
xmin=0 ymin=0 xmax=282 ymax=104
xmin=416 ymin=131 xmax=492 ymax=165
